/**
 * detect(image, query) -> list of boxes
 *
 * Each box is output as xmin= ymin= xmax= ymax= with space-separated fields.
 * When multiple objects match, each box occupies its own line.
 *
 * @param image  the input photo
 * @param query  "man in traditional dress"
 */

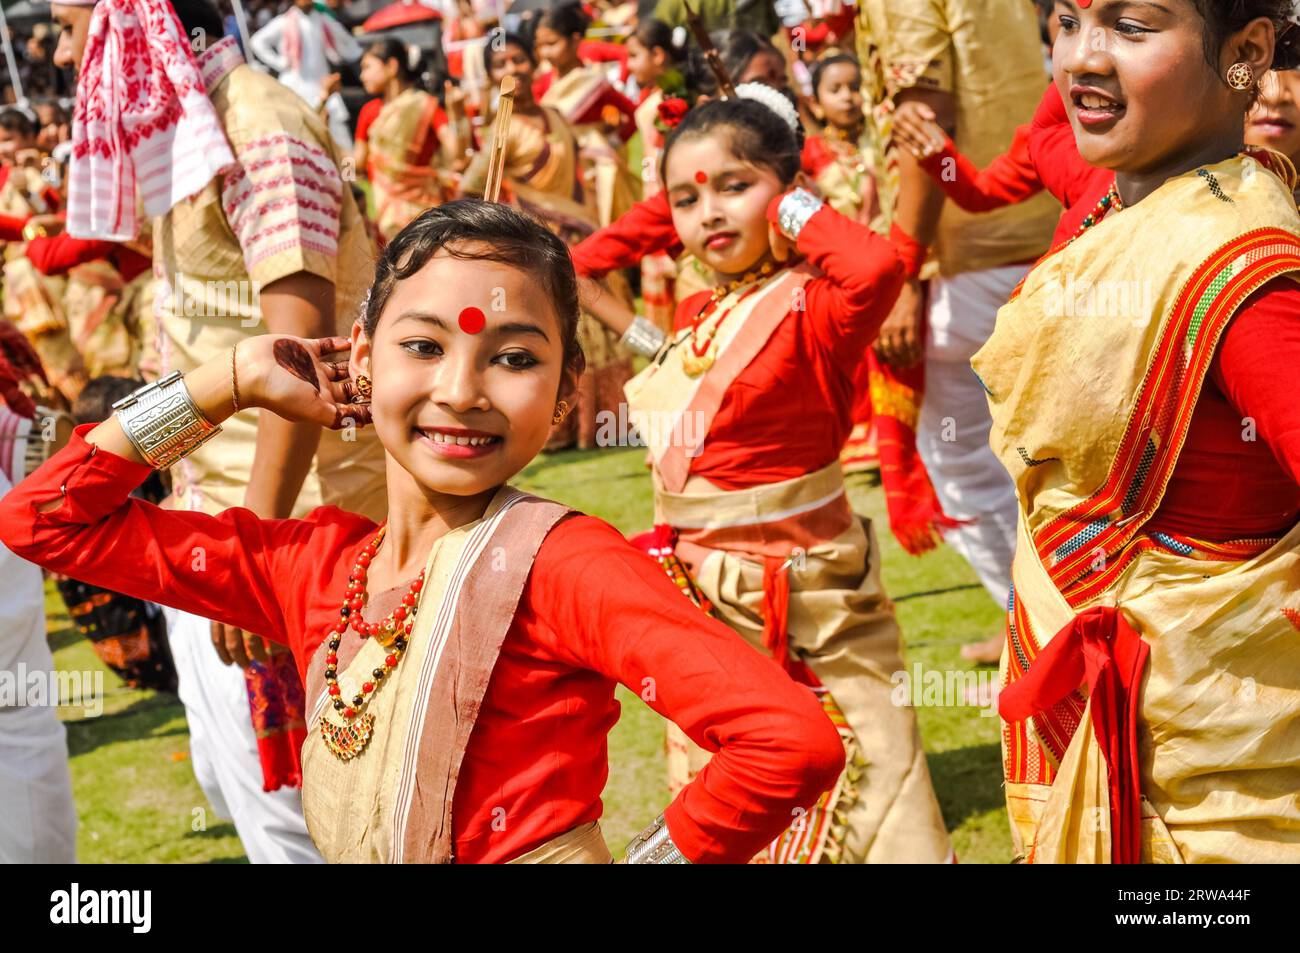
xmin=51 ymin=0 xmax=386 ymax=863
xmin=856 ymin=0 xmax=1058 ymax=658
xmin=249 ymin=0 xmax=363 ymax=152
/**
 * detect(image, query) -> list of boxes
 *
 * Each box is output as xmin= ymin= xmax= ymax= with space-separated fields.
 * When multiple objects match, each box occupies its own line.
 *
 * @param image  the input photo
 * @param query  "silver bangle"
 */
xmin=623 ymin=813 xmax=691 ymax=864
xmin=112 ymin=370 xmax=221 ymax=469
xmin=776 ymin=187 xmax=824 ymax=241
xmin=619 ymin=315 xmax=667 ymax=358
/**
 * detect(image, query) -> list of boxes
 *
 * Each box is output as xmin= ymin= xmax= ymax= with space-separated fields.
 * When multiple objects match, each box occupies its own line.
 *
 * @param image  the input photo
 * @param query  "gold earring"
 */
xmin=354 ymin=373 xmax=372 ymax=402
xmin=1226 ymin=62 xmax=1255 ymax=91
xmin=552 ymin=400 xmax=569 ymax=425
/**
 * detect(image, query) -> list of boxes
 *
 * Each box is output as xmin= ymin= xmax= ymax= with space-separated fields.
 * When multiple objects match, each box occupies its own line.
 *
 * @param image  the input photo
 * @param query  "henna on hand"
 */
xmin=273 ymin=339 xmax=321 ymax=392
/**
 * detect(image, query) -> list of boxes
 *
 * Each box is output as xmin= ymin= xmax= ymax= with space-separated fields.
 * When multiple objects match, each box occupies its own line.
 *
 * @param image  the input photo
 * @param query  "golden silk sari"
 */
xmin=810 ymin=129 xmax=884 ymax=230
xmin=539 ymin=66 xmax=641 ymax=227
xmin=367 ymin=88 xmax=453 ymax=242
xmin=972 ymin=154 xmax=1300 ymax=863
xmin=300 ymin=487 xmax=581 ymax=863
xmin=0 ymin=167 xmax=81 ymax=403
xmin=627 ymin=264 xmax=953 ymax=863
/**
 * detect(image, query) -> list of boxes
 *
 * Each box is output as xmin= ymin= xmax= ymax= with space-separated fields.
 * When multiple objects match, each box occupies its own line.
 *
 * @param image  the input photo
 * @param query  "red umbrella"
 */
xmin=361 ymin=1 xmax=442 ymax=33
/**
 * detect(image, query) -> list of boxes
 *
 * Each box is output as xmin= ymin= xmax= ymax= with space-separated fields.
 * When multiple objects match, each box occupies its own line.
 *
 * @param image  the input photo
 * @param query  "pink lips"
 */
xmin=415 ymin=426 xmax=502 ymax=459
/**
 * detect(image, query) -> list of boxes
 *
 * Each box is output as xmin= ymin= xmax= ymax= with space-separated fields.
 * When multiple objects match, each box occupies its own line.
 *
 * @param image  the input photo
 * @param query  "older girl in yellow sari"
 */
xmin=462 ymin=31 xmax=633 ymax=450
xmin=982 ymin=0 xmax=1300 ymax=863
xmin=355 ymin=39 xmax=462 ymax=243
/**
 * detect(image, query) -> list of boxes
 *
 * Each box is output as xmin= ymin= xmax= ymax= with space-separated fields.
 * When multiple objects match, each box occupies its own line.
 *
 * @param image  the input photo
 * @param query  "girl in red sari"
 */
xmin=624 ymin=88 xmax=953 ymax=862
xmin=0 ymin=199 xmax=844 ymax=864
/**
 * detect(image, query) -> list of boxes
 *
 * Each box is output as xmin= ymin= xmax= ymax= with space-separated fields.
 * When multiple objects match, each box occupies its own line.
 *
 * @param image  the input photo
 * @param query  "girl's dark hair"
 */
xmin=633 ymin=17 xmax=685 ymax=61
xmin=486 ymin=28 xmax=537 ymax=66
xmin=537 ymin=1 xmax=591 ymax=39
xmin=0 ymin=107 xmax=37 ymax=138
xmin=364 ymin=38 xmax=421 ymax=83
xmin=660 ymin=95 xmax=803 ymax=186
xmin=167 ymin=0 xmax=225 ymax=46
xmin=810 ymin=52 xmax=859 ymax=98
xmin=1191 ymin=1 xmax=1300 ymax=71
xmin=363 ymin=199 xmax=584 ymax=374
xmin=715 ymin=29 xmax=781 ymax=83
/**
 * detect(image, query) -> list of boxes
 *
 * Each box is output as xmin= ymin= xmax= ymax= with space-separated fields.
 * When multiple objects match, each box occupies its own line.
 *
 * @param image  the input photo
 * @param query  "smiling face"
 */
xmin=488 ymin=42 xmax=536 ymax=108
xmin=664 ymin=131 xmax=785 ymax=278
xmin=1248 ymin=69 xmax=1300 ymax=164
xmin=1052 ymin=0 xmax=1251 ymax=175
xmin=350 ymin=248 xmax=575 ymax=499
xmin=815 ymin=61 xmax=863 ymax=130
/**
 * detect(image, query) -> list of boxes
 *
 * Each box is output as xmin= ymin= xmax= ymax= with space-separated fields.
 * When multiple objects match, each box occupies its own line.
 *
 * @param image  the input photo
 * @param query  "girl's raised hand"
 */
xmin=237 ymin=334 xmax=372 ymax=431
xmin=891 ymin=100 xmax=948 ymax=160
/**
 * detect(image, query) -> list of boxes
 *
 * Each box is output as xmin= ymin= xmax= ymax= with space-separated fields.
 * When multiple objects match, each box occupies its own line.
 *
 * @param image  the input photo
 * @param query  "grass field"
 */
xmin=49 ymin=446 xmax=1012 ymax=863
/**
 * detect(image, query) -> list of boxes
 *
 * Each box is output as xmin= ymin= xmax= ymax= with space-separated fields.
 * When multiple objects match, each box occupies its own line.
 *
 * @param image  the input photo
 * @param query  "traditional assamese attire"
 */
xmin=461 ymin=108 xmax=633 ymax=450
xmin=624 ymin=195 xmax=953 ymax=862
xmin=25 ymin=229 xmax=156 ymax=382
xmin=0 ymin=165 xmax=80 ymax=404
xmin=357 ymin=90 xmax=454 ymax=243
xmin=535 ymin=65 xmax=641 ymax=228
xmin=66 ymin=0 xmax=384 ymax=862
xmin=0 ymin=427 xmax=849 ymax=863
xmin=974 ymin=153 xmax=1300 ymax=863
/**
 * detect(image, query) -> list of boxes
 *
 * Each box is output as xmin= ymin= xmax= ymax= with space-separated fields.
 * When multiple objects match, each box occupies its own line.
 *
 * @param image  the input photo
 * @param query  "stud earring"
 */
xmin=552 ymin=400 xmax=570 ymax=425
xmin=1226 ymin=62 xmax=1255 ymax=91
xmin=353 ymin=373 xmax=372 ymax=403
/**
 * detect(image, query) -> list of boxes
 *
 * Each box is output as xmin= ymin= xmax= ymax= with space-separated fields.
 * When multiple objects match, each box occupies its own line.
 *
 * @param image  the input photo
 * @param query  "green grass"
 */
xmin=50 ymin=447 xmax=1011 ymax=863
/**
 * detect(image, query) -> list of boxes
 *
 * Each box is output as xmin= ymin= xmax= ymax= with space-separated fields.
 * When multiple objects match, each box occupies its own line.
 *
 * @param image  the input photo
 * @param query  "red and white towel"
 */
xmin=67 ymin=0 xmax=235 ymax=240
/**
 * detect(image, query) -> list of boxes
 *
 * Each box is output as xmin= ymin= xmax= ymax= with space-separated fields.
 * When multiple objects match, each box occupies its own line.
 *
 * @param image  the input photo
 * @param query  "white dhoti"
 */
xmin=0 ymin=474 xmax=77 ymax=863
xmin=917 ymin=264 xmax=1027 ymax=609
xmin=164 ymin=606 xmax=323 ymax=864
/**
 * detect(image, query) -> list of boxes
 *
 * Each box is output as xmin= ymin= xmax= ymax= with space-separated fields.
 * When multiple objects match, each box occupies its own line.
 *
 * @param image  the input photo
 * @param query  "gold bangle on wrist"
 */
xmin=22 ymin=220 xmax=47 ymax=241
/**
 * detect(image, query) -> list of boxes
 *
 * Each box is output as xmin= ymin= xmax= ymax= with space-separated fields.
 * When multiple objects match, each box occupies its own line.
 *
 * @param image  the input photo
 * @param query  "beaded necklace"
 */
xmin=681 ymin=261 xmax=777 ymax=377
xmin=319 ymin=526 xmax=425 ymax=761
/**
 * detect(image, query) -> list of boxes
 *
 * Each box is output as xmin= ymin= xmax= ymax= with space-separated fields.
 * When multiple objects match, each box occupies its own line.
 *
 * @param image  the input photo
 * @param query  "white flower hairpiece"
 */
xmin=734 ymin=82 xmax=800 ymax=135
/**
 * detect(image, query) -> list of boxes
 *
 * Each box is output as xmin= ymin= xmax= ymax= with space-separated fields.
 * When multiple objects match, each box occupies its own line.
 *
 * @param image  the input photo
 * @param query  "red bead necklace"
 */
xmin=320 ymin=526 xmax=425 ymax=761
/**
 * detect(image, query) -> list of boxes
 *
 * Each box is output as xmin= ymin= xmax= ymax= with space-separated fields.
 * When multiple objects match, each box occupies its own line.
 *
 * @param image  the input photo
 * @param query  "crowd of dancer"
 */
xmin=1 ymin=0 xmax=1299 ymax=865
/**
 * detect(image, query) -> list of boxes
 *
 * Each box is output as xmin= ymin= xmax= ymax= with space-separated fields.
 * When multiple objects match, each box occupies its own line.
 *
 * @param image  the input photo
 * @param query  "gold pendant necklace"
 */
xmin=681 ymin=262 xmax=776 ymax=377
xmin=319 ymin=527 xmax=425 ymax=761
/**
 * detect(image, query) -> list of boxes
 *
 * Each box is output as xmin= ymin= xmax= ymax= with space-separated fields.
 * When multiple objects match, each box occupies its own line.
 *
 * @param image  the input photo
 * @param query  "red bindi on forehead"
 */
xmin=1079 ymin=0 xmax=1092 ymax=6
xmin=458 ymin=306 xmax=486 ymax=334
xmin=694 ymin=170 xmax=708 ymax=184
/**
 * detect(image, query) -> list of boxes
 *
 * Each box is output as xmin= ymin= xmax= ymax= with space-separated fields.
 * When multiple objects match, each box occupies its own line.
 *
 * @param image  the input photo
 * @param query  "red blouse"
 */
xmin=570 ymin=188 xmax=680 ymax=279
xmin=0 ymin=427 xmax=845 ymax=864
xmin=1151 ymin=277 xmax=1300 ymax=538
xmin=671 ymin=200 xmax=905 ymax=490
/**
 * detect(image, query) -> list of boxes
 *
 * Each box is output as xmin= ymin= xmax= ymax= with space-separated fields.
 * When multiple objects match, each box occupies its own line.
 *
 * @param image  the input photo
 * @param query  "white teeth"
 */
xmin=423 ymin=430 xmax=495 ymax=446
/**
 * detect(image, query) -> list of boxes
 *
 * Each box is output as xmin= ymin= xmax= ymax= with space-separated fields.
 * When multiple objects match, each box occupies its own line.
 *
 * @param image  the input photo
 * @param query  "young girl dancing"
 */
xmin=624 ymin=87 xmax=953 ymax=863
xmin=0 ymin=199 xmax=845 ymax=864
xmin=975 ymin=0 xmax=1300 ymax=863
